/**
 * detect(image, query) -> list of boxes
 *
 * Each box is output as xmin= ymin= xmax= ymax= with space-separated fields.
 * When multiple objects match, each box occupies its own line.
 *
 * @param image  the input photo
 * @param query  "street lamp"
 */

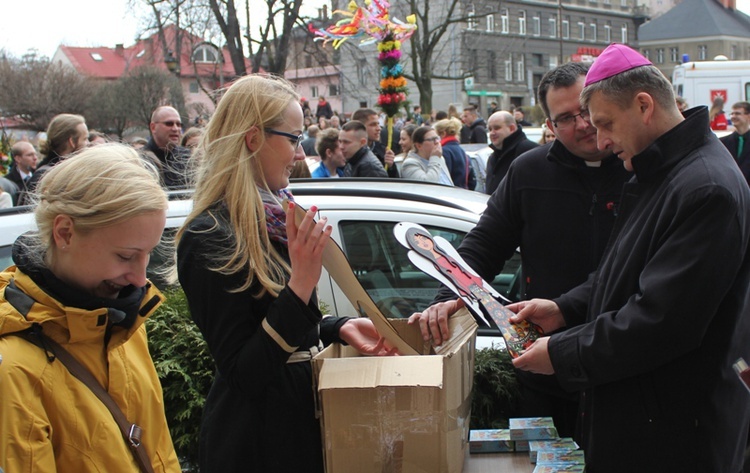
xmin=164 ymin=50 xmax=179 ymax=76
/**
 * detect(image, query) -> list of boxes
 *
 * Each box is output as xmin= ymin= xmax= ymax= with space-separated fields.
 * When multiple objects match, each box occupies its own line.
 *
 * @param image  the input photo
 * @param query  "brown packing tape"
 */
xmin=285 ymin=199 xmax=419 ymax=356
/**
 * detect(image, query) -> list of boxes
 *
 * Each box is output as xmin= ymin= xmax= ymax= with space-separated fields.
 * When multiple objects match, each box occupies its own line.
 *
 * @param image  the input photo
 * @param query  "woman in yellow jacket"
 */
xmin=0 ymin=144 xmax=181 ymax=472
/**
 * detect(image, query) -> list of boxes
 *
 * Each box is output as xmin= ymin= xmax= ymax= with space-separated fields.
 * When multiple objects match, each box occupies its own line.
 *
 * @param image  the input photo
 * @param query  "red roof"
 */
xmin=56 ymin=24 xmax=251 ymax=80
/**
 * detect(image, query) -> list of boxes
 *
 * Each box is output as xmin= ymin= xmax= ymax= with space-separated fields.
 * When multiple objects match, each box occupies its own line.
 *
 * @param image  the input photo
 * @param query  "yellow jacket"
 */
xmin=0 ymin=267 xmax=181 ymax=472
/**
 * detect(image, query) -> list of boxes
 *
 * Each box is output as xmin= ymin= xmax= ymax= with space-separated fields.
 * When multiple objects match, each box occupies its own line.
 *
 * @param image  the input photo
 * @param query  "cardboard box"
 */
xmin=469 ymin=429 xmax=514 ymax=453
xmin=314 ymin=312 xmax=477 ymax=473
xmin=290 ymin=204 xmax=479 ymax=472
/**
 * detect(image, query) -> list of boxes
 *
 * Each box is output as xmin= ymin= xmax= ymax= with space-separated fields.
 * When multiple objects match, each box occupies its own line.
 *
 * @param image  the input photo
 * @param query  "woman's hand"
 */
xmin=286 ymin=202 xmax=332 ymax=303
xmin=407 ymin=298 xmax=464 ymax=346
xmin=339 ymin=318 xmax=399 ymax=356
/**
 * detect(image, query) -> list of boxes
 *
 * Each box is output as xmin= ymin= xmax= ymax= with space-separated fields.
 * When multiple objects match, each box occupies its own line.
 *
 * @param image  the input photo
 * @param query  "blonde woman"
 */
xmin=433 ymin=117 xmax=475 ymax=189
xmin=175 ymin=75 xmax=395 ymax=472
xmin=0 ymin=144 xmax=180 ymax=472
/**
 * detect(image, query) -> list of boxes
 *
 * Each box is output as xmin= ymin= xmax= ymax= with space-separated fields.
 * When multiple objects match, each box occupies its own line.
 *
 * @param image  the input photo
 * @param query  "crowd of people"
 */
xmin=2 ymin=44 xmax=750 ymax=472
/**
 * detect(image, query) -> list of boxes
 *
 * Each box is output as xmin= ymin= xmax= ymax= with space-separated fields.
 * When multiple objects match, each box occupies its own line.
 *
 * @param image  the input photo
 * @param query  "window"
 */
xmin=699 ymin=45 xmax=707 ymax=60
xmin=305 ymin=55 xmax=313 ymax=68
xmin=604 ymin=23 xmax=612 ymax=43
xmin=656 ymin=49 xmax=664 ymax=64
xmin=192 ymin=43 xmax=220 ymax=63
xmin=469 ymin=49 xmax=479 ymax=79
xmin=519 ymin=11 xmax=527 ymax=35
xmin=533 ymin=14 xmax=541 ymax=37
xmin=577 ymin=21 xmax=585 ymax=41
xmin=620 ymin=24 xmax=628 ymax=43
xmin=488 ymin=51 xmax=497 ymax=80
xmin=357 ymin=59 xmax=368 ymax=86
xmin=731 ymin=45 xmax=737 ymax=60
xmin=532 ymin=53 xmax=543 ymax=67
xmin=670 ymin=47 xmax=679 ymax=63
xmin=589 ymin=22 xmax=597 ymax=42
xmin=329 ymin=84 xmax=340 ymax=97
xmin=516 ymin=55 xmax=525 ymax=82
xmin=467 ymin=5 xmax=479 ymax=30
xmin=563 ymin=18 xmax=570 ymax=39
xmin=339 ymin=221 xmax=522 ymax=318
xmin=505 ymin=59 xmax=513 ymax=81
xmin=549 ymin=55 xmax=558 ymax=70
xmin=310 ymin=86 xmax=319 ymax=98
xmin=487 ymin=15 xmax=495 ymax=32
xmin=643 ymin=49 xmax=650 ymax=61
xmin=189 ymin=81 xmax=199 ymax=94
xmin=90 ymin=53 xmax=103 ymax=61
xmin=549 ymin=17 xmax=557 ymax=38
xmin=501 ymin=9 xmax=509 ymax=34
xmin=621 ymin=0 xmax=628 ymax=6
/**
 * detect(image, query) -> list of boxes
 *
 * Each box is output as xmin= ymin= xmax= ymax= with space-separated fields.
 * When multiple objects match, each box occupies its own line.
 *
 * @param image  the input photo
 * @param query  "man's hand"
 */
xmin=506 ymin=298 xmax=566 ymax=334
xmin=407 ymin=299 xmax=464 ymax=346
xmin=512 ymin=337 xmax=554 ymax=374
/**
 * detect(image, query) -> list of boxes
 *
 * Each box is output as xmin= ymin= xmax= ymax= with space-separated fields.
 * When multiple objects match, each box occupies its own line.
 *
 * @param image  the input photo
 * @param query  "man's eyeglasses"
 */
xmin=157 ymin=120 xmax=182 ymax=128
xmin=552 ymin=109 xmax=591 ymax=129
xmin=266 ymin=129 xmax=304 ymax=149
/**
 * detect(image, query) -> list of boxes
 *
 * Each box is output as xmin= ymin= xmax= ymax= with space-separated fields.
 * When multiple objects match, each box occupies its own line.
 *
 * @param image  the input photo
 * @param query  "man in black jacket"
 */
xmin=339 ymin=121 xmax=387 ymax=178
xmin=512 ymin=43 xmax=750 ymax=473
xmin=484 ymin=110 xmax=538 ymax=195
xmin=459 ymin=105 xmax=487 ymax=144
xmin=352 ymin=108 xmax=399 ymax=178
xmin=720 ymin=101 xmax=750 ymax=184
xmin=410 ymin=62 xmax=631 ymax=438
xmin=6 ymin=142 xmax=37 ymax=205
xmin=144 ymin=106 xmax=190 ymax=190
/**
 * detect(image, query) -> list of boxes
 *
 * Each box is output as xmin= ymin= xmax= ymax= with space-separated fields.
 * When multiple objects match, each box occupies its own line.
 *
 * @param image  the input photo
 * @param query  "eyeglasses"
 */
xmin=157 ymin=120 xmax=182 ymax=128
xmin=552 ymin=109 xmax=591 ymax=129
xmin=423 ymin=136 xmax=441 ymax=143
xmin=266 ymin=129 xmax=304 ymax=149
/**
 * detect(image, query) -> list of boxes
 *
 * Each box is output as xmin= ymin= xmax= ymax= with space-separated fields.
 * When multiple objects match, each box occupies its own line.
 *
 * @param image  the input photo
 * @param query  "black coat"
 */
xmin=370 ymin=140 xmax=400 ymax=178
xmin=552 ymin=107 xmax=750 ymax=472
xmin=143 ymin=138 xmax=191 ymax=190
xmin=344 ymin=146 xmax=388 ymax=178
xmin=178 ymin=207 xmax=350 ymax=472
xmin=720 ymin=129 xmax=750 ymax=184
xmin=437 ymin=140 xmax=630 ymax=304
xmin=484 ymin=128 xmax=539 ymax=195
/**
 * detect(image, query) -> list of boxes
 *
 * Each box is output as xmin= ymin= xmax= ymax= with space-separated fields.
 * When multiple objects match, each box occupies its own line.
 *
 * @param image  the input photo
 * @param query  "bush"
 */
xmin=147 ymin=286 xmax=212 ymax=469
xmin=471 ymin=345 xmax=522 ymax=429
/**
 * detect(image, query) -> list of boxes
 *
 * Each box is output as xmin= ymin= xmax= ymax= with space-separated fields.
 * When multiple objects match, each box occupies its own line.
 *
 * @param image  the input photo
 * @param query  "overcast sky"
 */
xmin=2 ymin=0 xmax=749 ymax=59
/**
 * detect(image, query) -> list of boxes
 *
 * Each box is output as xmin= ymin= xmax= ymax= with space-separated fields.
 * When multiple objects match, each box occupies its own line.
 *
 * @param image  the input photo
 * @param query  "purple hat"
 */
xmin=585 ymin=43 xmax=653 ymax=87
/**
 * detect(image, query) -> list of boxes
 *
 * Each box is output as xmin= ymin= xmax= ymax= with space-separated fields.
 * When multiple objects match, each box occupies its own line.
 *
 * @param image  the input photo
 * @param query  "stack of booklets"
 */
xmin=469 ymin=417 xmax=585 ymax=472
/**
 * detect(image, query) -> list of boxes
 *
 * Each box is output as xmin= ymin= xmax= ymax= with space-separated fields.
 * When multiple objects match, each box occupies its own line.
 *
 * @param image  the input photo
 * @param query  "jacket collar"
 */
xmin=631 ymin=106 xmax=710 ymax=183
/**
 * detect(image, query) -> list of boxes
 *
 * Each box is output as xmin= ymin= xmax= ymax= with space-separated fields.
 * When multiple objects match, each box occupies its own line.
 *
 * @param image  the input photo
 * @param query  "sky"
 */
xmin=0 ymin=0 xmax=329 ymax=59
xmin=2 ymin=0 xmax=750 ymax=59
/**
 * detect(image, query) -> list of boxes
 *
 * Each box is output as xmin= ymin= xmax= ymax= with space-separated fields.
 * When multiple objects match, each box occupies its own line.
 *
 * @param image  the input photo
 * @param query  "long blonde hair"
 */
xmin=176 ymin=74 xmax=299 ymax=297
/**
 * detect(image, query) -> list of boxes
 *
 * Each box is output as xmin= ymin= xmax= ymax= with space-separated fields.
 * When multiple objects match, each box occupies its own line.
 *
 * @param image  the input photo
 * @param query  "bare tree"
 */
xmin=120 ymin=65 xmax=186 ymax=129
xmin=247 ymin=0 xmax=305 ymax=74
xmin=403 ymin=0 xmax=477 ymax=114
xmin=0 ymin=53 xmax=92 ymax=130
xmin=85 ymin=81 xmax=132 ymax=139
xmin=208 ymin=0 xmax=247 ymax=76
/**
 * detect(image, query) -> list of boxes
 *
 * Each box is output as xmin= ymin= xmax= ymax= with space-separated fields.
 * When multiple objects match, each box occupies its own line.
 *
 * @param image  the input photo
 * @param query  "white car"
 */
xmin=0 ymin=179 xmax=519 ymax=348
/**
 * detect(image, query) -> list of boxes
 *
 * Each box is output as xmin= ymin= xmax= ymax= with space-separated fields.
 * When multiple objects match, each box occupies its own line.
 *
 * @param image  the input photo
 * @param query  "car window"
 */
xmin=340 ymin=221 xmax=521 ymax=319
xmin=0 ymin=245 xmax=12 ymax=271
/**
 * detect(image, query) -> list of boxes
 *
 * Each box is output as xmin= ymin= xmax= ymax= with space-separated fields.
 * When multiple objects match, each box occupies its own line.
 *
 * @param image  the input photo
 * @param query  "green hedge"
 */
xmin=147 ymin=288 xmax=521 ymax=467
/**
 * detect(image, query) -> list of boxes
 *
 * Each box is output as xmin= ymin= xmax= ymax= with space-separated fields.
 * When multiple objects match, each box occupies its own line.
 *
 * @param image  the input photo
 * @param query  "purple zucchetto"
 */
xmin=585 ymin=43 xmax=653 ymax=87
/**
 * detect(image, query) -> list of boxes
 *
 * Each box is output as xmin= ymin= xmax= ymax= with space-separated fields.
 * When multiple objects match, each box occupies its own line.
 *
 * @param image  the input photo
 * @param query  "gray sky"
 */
xmin=2 ymin=0 xmax=749 ymax=58
xmin=0 ymin=0 xmax=328 ymax=58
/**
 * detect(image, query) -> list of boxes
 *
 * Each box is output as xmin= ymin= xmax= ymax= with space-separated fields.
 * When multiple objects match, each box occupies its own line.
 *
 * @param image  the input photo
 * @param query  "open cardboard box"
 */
xmin=287 ymin=202 xmax=478 ymax=473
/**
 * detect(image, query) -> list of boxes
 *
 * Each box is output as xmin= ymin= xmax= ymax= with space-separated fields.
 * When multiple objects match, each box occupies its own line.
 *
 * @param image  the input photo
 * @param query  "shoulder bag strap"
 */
xmin=18 ymin=328 xmax=155 ymax=473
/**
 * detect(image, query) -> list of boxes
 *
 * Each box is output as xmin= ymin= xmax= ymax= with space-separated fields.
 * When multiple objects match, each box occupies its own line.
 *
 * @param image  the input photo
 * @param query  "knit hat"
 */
xmin=585 ymin=43 xmax=652 ymax=87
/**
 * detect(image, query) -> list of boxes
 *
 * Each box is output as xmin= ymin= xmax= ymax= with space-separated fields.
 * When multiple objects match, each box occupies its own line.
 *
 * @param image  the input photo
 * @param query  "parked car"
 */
xmin=0 ymin=179 xmax=519 ymax=347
